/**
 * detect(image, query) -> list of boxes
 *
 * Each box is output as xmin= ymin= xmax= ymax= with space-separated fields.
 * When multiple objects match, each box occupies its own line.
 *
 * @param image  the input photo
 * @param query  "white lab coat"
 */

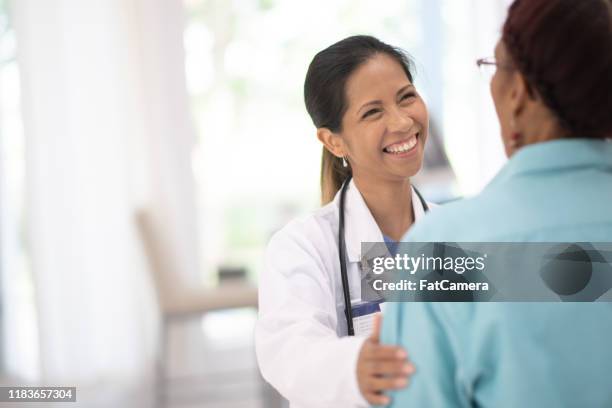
xmin=255 ymin=180 xmax=432 ymax=408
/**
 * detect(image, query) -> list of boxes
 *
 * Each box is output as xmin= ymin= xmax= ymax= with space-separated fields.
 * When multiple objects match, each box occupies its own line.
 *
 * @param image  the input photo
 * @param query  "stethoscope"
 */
xmin=338 ymin=175 xmax=429 ymax=336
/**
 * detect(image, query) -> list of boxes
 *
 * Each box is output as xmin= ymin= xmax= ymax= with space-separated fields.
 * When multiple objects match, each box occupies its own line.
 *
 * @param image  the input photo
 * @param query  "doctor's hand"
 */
xmin=356 ymin=314 xmax=414 ymax=406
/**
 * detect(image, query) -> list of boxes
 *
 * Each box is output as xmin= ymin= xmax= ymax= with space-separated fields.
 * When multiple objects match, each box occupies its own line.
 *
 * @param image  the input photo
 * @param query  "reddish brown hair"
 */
xmin=503 ymin=0 xmax=612 ymax=138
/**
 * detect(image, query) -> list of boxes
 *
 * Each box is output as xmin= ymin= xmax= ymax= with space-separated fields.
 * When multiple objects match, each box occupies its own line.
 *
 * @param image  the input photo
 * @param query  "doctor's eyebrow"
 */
xmin=356 ymin=84 xmax=415 ymax=115
xmin=395 ymin=84 xmax=414 ymax=98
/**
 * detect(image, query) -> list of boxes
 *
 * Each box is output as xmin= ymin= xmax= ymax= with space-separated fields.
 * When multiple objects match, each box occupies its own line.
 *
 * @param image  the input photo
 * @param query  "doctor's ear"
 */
xmin=317 ymin=127 xmax=346 ymax=158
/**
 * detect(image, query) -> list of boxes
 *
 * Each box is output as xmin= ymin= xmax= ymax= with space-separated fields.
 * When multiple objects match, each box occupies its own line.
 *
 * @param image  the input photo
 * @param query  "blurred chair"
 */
xmin=135 ymin=210 xmax=259 ymax=408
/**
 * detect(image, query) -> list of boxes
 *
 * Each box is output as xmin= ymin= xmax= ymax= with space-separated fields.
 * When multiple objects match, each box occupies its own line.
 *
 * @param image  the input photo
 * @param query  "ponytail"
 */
xmin=320 ymin=147 xmax=351 ymax=204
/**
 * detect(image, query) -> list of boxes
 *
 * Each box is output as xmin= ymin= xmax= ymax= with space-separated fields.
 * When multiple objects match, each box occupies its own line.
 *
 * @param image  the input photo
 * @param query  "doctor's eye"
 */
xmin=399 ymin=92 xmax=416 ymax=103
xmin=362 ymin=108 xmax=382 ymax=119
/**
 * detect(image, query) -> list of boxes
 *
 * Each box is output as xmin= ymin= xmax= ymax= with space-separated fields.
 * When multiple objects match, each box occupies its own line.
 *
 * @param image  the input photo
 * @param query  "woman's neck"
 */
xmin=352 ymin=174 xmax=414 ymax=242
xmin=521 ymin=104 xmax=570 ymax=146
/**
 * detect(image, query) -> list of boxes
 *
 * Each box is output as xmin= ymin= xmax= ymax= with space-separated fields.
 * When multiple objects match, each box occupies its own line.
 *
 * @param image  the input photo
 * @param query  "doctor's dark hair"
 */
xmin=304 ymin=35 xmax=415 ymax=204
xmin=502 ymin=0 xmax=612 ymax=139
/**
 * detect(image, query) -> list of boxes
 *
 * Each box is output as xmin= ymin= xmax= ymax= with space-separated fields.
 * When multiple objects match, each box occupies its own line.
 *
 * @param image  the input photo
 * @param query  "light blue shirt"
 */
xmin=382 ymin=139 xmax=612 ymax=407
xmin=383 ymin=234 xmax=399 ymax=255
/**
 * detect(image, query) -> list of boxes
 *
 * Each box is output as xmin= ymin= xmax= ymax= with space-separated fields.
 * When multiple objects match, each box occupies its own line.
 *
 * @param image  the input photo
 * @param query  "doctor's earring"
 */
xmin=342 ymin=156 xmax=348 ymax=168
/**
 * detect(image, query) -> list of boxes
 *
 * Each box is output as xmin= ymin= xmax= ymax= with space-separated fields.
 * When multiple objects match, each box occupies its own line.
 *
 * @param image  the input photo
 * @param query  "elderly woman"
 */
xmin=383 ymin=0 xmax=612 ymax=406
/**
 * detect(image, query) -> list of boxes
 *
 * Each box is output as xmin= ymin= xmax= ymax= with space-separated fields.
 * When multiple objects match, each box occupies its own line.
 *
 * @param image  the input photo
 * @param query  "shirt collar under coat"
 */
xmin=332 ymin=178 xmax=428 ymax=263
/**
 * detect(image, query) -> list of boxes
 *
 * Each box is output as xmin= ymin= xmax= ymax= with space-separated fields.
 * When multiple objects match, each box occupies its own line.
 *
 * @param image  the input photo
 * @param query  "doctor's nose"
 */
xmin=387 ymin=108 xmax=414 ymax=134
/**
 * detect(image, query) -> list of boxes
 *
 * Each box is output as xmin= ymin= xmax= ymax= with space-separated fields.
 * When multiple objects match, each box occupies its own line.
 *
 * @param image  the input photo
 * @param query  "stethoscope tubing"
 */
xmin=338 ymin=175 xmax=429 ymax=336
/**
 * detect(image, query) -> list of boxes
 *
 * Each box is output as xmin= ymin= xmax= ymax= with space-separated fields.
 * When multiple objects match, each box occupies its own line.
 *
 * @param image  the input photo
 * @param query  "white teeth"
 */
xmin=385 ymin=135 xmax=418 ymax=154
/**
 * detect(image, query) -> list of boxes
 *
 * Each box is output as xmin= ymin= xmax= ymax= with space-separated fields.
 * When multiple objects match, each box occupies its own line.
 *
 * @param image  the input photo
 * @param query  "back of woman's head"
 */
xmin=503 ymin=0 xmax=612 ymax=139
xmin=304 ymin=35 xmax=414 ymax=203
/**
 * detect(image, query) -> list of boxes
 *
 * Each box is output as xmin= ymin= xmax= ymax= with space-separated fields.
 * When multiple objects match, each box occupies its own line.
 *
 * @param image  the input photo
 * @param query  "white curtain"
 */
xmin=12 ymin=0 xmax=198 ymax=406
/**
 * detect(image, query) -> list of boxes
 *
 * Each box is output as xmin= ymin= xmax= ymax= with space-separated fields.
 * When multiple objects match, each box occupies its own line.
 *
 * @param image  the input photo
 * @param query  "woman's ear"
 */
xmin=317 ymin=128 xmax=345 ymax=158
xmin=509 ymin=70 xmax=532 ymax=118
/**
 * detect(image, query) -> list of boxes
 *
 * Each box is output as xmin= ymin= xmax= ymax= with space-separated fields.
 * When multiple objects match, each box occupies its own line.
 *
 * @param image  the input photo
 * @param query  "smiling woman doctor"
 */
xmin=255 ymin=35 xmax=434 ymax=408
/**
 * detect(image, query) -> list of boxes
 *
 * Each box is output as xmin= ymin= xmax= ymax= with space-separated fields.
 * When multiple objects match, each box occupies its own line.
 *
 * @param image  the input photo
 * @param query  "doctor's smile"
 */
xmin=382 ymin=133 xmax=421 ymax=157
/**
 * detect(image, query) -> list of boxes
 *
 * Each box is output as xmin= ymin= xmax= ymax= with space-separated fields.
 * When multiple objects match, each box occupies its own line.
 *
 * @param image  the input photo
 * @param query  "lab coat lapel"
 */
xmin=343 ymin=180 xmax=429 ymax=265
xmin=343 ymin=179 xmax=385 ymax=264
